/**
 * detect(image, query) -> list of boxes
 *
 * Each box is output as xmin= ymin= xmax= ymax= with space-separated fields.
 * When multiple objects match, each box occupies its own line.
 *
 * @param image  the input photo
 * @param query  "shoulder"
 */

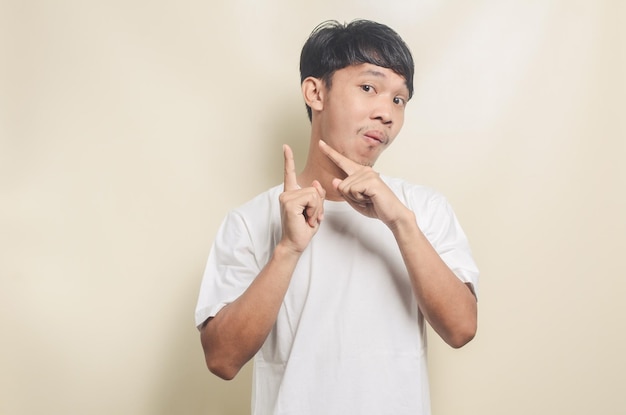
xmin=380 ymin=175 xmax=458 ymax=230
xmin=231 ymin=184 xmax=283 ymax=217
xmin=218 ymin=184 xmax=283 ymax=237
xmin=215 ymin=184 xmax=282 ymax=251
xmin=381 ymin=175 xmax=446 ymax=209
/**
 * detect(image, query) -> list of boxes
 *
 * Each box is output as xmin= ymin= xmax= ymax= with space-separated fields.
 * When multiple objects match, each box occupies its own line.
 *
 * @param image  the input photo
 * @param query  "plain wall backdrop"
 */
xmin=1 ymin=0 xmax=625 ymax=414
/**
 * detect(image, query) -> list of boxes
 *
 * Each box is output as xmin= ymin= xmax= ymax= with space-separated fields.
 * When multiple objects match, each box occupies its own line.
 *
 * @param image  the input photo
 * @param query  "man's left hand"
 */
xmin=318 ymin=140 xmax=410 ymax=228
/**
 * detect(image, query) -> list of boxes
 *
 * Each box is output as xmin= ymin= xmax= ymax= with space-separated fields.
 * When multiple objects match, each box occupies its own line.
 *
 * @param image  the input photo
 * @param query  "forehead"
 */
xmin=332 ymin=63 xmax=409 ymax=93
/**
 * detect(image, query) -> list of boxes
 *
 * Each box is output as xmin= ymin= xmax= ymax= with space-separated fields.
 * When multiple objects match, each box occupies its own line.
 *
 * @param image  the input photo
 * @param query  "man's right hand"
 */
xmin=279 ymin=144 xmax=325 ymax=253
xmin=201 ymin=146 xmax=325 ymax=380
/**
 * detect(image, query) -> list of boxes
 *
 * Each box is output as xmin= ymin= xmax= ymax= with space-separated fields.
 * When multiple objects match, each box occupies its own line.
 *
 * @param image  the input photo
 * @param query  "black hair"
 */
xmin=299 ymin=19 xmax=415 ymax=121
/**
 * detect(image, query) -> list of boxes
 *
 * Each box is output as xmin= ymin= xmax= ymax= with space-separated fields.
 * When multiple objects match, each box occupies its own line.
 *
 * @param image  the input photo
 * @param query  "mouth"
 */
xmin=363 ymin=130 xmax=387 ymax=145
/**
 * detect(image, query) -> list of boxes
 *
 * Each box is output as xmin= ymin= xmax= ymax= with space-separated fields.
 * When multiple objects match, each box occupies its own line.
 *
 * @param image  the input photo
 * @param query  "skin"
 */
xmin=201 ymin=63 xmax=477 ymax=380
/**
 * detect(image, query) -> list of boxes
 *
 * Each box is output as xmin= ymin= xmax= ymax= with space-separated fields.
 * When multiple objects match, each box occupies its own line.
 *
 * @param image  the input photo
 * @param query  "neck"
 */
xmin=297 ymin=139 xmax=347 ymax=202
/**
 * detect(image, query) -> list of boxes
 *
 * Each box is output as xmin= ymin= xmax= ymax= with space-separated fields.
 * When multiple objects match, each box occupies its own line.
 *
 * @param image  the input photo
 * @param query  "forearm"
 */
xmin=200 ymin=243 xmax=301 ymax=379
xmin=390 ymin=210 xmax=477 ymax=348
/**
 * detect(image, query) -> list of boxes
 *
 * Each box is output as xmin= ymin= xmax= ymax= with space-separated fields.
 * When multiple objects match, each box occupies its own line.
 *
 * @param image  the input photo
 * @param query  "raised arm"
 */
xmin=200 ymin=145 xmax=325 ymax=379
xmin=319 ymin=140 xmax=477 ymax=348
xmin=387 ymin=209 xmax=477 ymax=348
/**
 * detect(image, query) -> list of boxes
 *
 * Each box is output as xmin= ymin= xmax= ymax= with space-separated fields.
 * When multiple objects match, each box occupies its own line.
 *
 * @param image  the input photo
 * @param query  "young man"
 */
xmin=196 ymin=19 xmax=479 ymax=415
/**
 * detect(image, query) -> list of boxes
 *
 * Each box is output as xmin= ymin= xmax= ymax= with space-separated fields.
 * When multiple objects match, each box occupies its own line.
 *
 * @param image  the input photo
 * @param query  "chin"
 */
xmin=358 ymin=152 xmax=381 ymax=167
xmin=344 ymin=145 xmax=380 ymax=167
xmin=355 ymin=157 xmax=376 ymax=167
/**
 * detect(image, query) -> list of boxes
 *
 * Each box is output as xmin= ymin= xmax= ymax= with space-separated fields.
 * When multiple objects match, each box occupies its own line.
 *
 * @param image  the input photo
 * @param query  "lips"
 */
xmin=363 ymin=130 xmax=387 ymax=145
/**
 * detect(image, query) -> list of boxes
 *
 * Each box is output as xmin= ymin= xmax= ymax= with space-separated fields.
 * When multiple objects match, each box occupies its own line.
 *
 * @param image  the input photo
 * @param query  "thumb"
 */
xmin=332 ymin=178 xmax=342 ymax=190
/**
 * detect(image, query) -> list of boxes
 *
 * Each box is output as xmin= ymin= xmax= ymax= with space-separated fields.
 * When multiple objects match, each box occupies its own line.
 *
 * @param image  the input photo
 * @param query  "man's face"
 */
xmin=317 ymin=63 xmax=409 ymax=167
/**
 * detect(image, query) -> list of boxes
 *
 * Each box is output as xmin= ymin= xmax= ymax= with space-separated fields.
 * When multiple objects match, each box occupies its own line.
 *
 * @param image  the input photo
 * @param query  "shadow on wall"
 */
xmin=151 ymin=103 xmax=310 ymax=415
xmin=265 ymin=99 xmax=312 ymax=183
xmin=151 ymin=266 xmax=253 ymax=415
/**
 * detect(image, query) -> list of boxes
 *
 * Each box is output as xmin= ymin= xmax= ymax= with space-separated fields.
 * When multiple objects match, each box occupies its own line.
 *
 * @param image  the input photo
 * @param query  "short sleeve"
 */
xmin=194 ymin=210 xmax=262 ymax=329
xmin=422 ymin=193 xmax=480 ymax=298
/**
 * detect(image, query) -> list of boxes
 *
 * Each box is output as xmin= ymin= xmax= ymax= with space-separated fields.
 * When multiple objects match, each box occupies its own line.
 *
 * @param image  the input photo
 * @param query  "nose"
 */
xmin=371 ymin=97 xmax=393 ymax=125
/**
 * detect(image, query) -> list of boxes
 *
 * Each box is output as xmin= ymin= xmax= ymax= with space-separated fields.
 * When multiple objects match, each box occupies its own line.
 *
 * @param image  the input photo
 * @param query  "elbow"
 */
xmin=446 ymin=320 xmax=477 ymax=349
xmin=206 ymin=355 xmax=241 ymax=381
xmin=202 ymin=339 xmax=244 ymax=380
xmin=200 ymin=322 xmax=243 ymax=380
xmin=448 ymin=329 xmax=475 ymax=349
xmin=446 ymin=295 xmax=478 ymax=349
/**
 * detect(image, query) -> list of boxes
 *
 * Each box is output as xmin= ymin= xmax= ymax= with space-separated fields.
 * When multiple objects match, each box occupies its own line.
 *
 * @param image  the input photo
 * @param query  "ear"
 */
xmin=301 ymin=77 xmax=325 ymax=112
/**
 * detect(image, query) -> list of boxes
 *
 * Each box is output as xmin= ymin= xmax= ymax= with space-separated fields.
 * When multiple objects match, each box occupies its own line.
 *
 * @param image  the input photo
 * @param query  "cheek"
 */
xmin=327 ymin=106 xmax=355 ymax=132
xmin=394 ymin=110 xmax=405 ymax=130
xmin=396 ymin=117 xmax=405 ymax=131
xmin=323 ymin=96 xmax=368 ymax=136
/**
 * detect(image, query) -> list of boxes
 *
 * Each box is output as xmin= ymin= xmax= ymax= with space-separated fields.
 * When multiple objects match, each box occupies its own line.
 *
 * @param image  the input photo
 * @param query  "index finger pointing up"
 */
xmin=283 ymin=144 xmax=299 ymax=191
xmin=318 ymin=140 xmax=359 ymax=175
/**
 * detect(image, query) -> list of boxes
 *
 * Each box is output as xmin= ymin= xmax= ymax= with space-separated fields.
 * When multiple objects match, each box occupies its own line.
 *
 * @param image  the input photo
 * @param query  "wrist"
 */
xmin=274 ymin=240 xmax=305 ymax=262
xmin=386 ymin=206 xmax=417 ymax=233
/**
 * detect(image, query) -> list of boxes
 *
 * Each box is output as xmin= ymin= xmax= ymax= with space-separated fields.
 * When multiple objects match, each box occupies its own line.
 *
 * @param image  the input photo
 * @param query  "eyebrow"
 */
xmin=359 ymin=69 xmax=387 ymax=78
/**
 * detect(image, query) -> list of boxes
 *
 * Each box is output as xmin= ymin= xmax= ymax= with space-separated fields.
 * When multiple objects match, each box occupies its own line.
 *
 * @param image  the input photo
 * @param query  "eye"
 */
xmin=361 ymin=84 xmax=374 ymax=93
xmin=393 ymin=96 xmax=407 ymax=106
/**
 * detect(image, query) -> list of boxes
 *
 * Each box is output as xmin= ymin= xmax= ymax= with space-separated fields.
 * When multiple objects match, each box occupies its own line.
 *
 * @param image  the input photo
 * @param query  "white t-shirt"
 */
xmin=195 ymin=176 xmax=479 ymax=415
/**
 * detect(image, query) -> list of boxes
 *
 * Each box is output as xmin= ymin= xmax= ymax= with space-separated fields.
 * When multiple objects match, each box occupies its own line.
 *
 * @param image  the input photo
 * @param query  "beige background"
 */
xmin=1 ymin=0 xmax=625 ymax=414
